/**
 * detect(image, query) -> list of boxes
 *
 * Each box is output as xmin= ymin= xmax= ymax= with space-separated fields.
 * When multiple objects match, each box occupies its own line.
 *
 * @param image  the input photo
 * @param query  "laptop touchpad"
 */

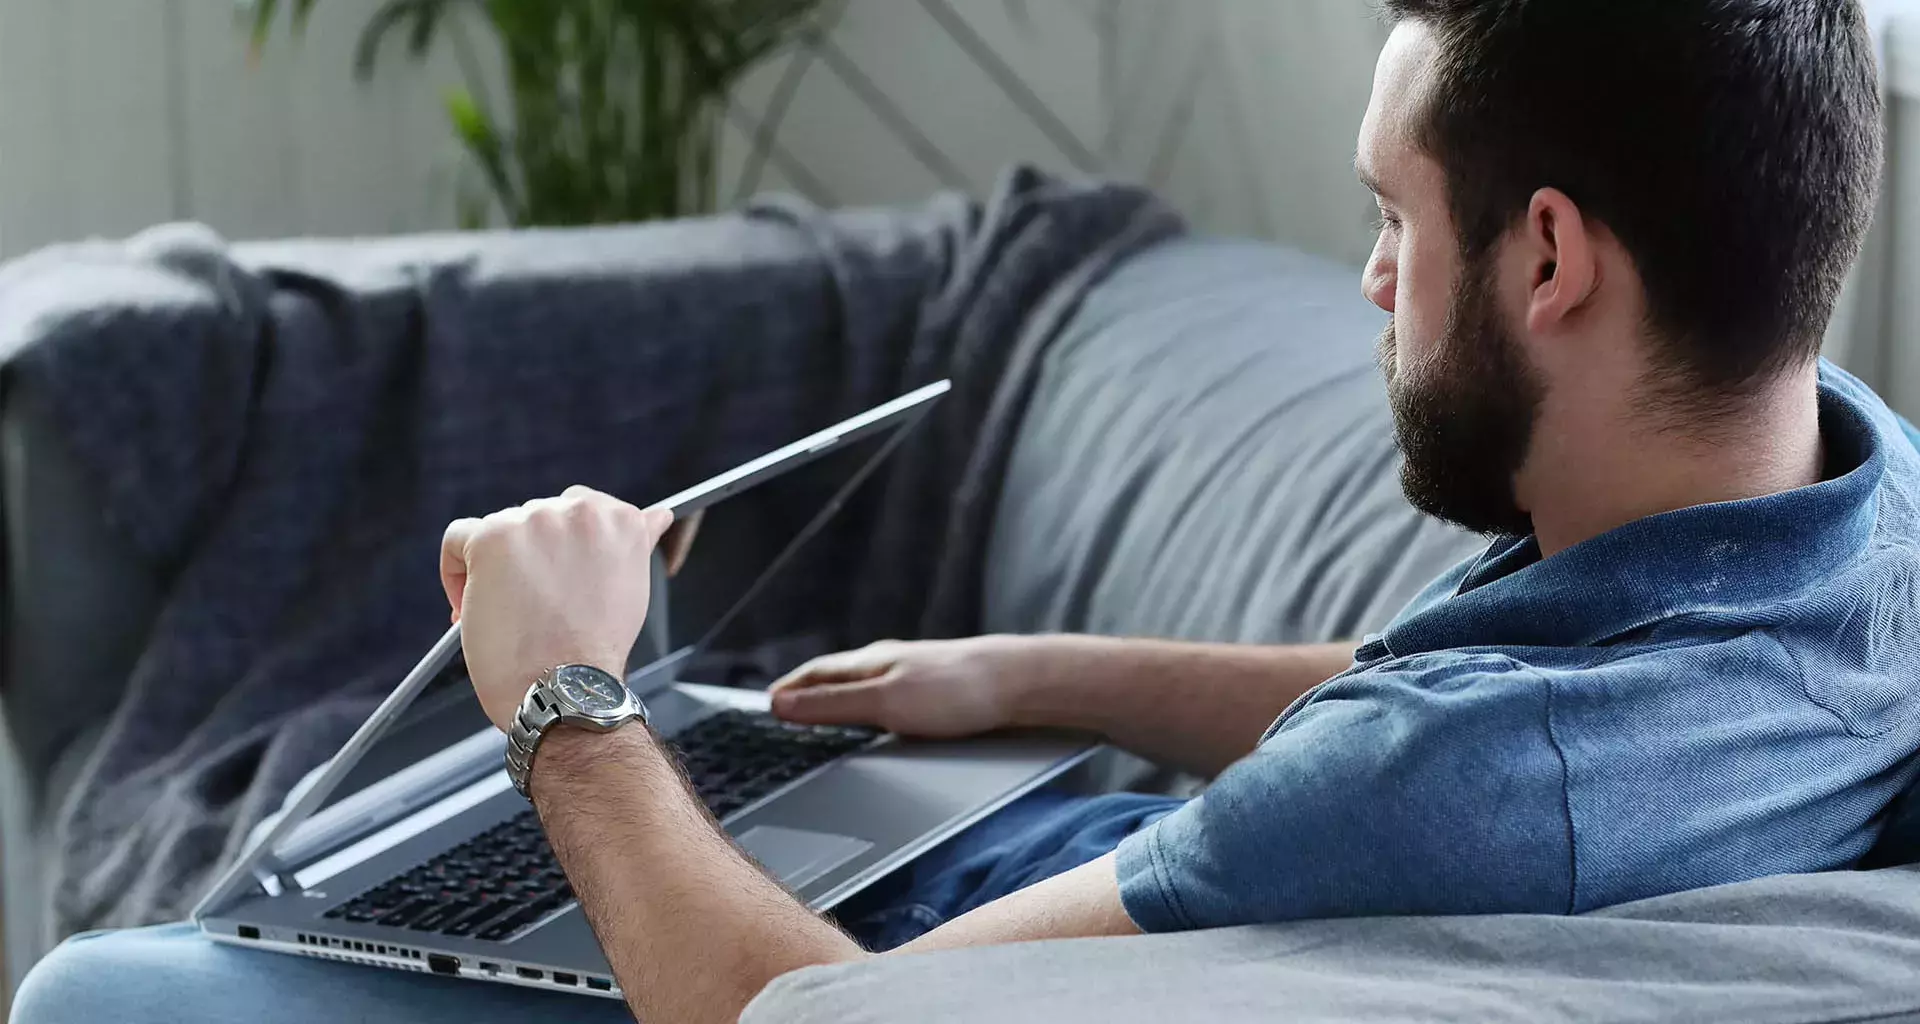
xmin=735 ymin=825 xmax=873 ymax=891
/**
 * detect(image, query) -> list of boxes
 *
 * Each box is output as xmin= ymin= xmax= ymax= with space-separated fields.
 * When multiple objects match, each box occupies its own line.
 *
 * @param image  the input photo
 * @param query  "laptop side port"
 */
xmin=428 ymin=954 xmax=461 ymax=977
xmin=586 ymin=977 xmax=614 ymax=992
xmin=236 ymin=926 xmax=260 ymax=940
xmin=480 ymin=962 xmax=501 ymax=976
xmin=516 ymin=967 xmax=543 ymax=980
xmin=552 ymin=972 xmax=579 ymax=987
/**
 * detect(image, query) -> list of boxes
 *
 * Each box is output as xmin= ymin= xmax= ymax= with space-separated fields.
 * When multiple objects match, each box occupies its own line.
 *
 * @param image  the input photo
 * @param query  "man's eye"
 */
xmin=1375 ymin=211 xmax=1402 ymax=232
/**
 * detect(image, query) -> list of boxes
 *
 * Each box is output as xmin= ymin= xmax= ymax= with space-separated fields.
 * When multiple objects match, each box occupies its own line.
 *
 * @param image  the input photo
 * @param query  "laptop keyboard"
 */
xmin=322 ymin=710 xmax=877 ymax=940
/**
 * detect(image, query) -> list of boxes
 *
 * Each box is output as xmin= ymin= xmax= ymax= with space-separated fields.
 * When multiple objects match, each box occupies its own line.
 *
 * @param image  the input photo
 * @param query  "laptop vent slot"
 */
xmin=289 ymin=933 xmax=619 ymax=995
xmin=294 ymin=933 xmax=425 ymax=963
xmin=296 ymin=947 xmax=425 ymax=972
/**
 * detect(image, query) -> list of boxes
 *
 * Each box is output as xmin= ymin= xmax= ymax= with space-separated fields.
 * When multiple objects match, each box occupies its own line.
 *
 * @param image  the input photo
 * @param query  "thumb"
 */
xmin=639 ymin=507 xmax=675 ymax=556
xmin=440 ymin=518 xmax=484 ymax=622
xmin=771 ymin=676 xmax=893 ymax=726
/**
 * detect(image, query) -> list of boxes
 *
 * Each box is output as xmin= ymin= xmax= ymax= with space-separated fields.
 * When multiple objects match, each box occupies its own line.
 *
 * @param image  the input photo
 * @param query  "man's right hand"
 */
xmin=771 ymin=634 xmax=1352 ymax=777
xmin=768 ymin=636 xmax=1036 ymax=739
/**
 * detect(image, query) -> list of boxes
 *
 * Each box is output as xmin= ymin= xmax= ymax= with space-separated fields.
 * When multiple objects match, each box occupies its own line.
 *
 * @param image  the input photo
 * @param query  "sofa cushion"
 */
xmin=983 ymin=238 xmax=1482 ymax=643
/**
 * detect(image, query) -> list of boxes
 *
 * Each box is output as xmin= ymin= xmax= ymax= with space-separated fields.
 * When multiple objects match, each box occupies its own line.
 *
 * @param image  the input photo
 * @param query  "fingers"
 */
xmin=642 ymin=506 xmax=675 ymax=544
xmin=661 ymin=509 xmax=705 ymax=577
xmin=439 ymin=517 xmax=484 ymax=622
xmin=540 ymin=486 xmax=674 ymax=546
xmin=770 ymin=675 xmax=894 ymax=726
xmin=769 ymin=644 xmax=901 ymax=694
xmin=442 ymin=487 xmax=669 ymax=621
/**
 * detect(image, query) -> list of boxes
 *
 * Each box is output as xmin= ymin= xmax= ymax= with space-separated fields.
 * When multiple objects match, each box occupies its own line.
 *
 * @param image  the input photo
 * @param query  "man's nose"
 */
xmin=1362 ymin=260 xmax=1395 ymax=314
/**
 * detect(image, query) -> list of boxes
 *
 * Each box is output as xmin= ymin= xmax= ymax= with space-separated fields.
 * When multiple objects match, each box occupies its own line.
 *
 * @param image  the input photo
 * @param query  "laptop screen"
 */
xmin=194 ymin=381 xmax=948 ymax=917
xmin=324 ymin=415 xmax=912 ymax=813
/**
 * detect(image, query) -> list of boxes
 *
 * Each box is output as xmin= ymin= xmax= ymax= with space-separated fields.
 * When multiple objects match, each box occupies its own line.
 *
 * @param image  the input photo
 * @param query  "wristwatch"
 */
xmin=505 ymin=664 xmax=649 ymax=797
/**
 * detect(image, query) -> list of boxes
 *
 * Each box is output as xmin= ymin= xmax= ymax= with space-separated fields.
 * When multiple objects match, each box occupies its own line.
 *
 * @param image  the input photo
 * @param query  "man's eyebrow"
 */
xmin=1355 ymin=161 xmax=1390 ymax=199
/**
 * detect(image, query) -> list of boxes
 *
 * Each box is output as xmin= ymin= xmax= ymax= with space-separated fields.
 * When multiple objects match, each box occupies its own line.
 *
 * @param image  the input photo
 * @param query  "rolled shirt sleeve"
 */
xmin=1117 ymin=658 xmax=1575 ymax=932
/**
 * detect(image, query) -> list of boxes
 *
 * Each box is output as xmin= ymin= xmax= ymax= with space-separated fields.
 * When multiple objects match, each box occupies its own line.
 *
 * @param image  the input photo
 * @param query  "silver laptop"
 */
xmin=193 ymin=381 xmax=1102 ymax=999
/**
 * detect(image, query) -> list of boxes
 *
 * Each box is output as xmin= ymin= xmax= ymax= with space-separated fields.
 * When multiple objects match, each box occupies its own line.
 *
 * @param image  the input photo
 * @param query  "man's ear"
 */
xmin=1522 ymin=187 xmax=1598 ymax=334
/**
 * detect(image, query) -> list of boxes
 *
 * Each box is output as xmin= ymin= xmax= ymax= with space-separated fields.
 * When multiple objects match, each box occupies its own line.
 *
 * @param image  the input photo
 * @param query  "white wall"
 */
xmin=0 ymin=0 xmax=1110 ymax=258
xmin=1106 ymin=0 xmax=1386 ymax=267
xmin=0 ymin=0 xmax=473 ymax=257
xmin=736 ymin=0 xmax=1391 ymax=268
xmin=722 ymin=0 xmax=1106 ymax=209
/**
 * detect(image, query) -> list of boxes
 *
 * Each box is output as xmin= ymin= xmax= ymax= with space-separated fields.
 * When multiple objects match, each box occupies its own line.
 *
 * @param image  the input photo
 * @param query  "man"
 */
xmin=15 ymin=2 xmax=1915 ymax=1023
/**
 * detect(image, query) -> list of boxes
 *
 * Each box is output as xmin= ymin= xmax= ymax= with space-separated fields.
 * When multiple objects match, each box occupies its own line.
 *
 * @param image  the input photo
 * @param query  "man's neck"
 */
xmin=1520 ymin=364 xmax=1826 ymax=558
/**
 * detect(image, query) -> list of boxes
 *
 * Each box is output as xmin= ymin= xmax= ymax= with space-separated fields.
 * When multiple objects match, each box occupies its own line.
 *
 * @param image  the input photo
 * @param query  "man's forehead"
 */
xmin=1359 ymin=22 xmax=1441 ymax=180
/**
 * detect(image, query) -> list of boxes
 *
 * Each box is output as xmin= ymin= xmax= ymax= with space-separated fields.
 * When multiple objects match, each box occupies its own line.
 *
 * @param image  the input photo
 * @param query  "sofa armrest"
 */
xmin=1 ymin=373 xmax=162 ymax=794
xmin=1 ymin=372 xmax=168 ymax=991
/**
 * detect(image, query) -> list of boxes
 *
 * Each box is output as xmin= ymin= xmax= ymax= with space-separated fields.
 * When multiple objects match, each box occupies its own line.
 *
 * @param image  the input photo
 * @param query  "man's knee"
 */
xmin=10 ymin=926 xmax=176 ymax=1024
xmin=11 ymin=923 xmax=614 ymax=1024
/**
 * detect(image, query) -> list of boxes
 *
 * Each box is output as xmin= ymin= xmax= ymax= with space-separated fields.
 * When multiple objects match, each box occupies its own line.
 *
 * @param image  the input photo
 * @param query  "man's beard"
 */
xmin=1377 ymin=261 xmax=1544 ymax=537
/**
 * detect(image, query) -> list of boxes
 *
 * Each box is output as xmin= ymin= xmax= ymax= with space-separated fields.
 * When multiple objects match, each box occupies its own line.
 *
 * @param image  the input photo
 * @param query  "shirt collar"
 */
xmin=1379 ymin=372 xmax=1887 ymax=658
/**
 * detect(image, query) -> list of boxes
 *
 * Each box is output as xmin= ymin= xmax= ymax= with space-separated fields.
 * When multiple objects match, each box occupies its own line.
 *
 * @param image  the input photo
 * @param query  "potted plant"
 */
xmin=248 ymin=0 xmax=829 ymax=227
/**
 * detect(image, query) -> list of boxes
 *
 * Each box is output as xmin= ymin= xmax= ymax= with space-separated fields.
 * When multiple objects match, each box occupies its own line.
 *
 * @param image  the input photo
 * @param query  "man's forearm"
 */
xmin=531 ymin=727 xmax=862 ymax=1024
xmin=1005 ymin=638 xmax=1356 ymax=776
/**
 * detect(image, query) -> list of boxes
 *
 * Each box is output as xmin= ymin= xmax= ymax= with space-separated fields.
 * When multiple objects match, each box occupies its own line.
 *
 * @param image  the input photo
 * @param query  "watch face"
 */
xmin=555 ymin=667 xmax=626 ymax=714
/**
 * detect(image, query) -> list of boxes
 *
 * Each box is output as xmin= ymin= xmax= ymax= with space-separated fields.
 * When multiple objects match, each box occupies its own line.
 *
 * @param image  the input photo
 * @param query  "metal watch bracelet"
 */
xmin=505 ymin=665 xmax=646 ymax=797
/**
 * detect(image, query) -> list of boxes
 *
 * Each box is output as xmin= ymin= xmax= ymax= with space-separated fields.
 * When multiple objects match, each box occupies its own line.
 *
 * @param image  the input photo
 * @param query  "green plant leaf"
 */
xmin=485 ymin=0 xmax=563 ymax=66
xmin=444 ymin=87 xmax=520 ymax=221
xmin=455 ymin=176 xmax=494 ymax=230
xmin=247 ymin=0 xmax=320 ymax=52
xmin=353 ymin=0 xmax=451 ymax=80
xmin=408 ymin=1 xmax=449 ymax=57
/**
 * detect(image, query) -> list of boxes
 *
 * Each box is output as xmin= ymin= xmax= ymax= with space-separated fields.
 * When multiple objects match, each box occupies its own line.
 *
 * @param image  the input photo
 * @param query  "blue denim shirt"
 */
xmin=1117 ymin=362 xmax=1920 ymax=932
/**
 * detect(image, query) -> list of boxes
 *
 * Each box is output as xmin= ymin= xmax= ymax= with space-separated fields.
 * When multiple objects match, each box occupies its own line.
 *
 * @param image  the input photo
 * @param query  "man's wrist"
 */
xmin=526 ymin=723 xmax=657 ymax=807
xmin=485 ymin=655 xmax=629 ymax=733
xmin=999 ymin=634 xmax=1107 ymax=729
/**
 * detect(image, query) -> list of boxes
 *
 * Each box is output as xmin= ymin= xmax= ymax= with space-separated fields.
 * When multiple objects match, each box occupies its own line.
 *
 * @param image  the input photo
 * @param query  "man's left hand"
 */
xmin=440 ymin=486 xmax=673 ymax=731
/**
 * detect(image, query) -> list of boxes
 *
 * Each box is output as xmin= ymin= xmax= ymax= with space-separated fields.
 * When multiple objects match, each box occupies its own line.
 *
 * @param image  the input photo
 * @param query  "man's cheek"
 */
xmin=1391 ymin=319 xmax=1433 ymax=376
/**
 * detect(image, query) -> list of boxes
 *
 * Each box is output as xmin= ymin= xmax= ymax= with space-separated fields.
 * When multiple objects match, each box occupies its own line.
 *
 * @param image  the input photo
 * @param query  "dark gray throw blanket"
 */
xmin=0 ymin=167 xmax=1182 ymax=934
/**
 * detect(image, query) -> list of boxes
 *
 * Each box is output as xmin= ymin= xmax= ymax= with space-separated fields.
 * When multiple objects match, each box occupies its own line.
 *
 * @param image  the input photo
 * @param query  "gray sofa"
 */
xmin=7 ymin=233 xmax=1920 ymax=1022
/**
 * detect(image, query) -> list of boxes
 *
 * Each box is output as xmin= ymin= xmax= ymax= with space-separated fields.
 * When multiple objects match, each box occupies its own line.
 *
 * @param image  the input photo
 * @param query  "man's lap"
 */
xmin=12 ymin=791 xmax=1182 ymax=1023
xmin=843 ymin=790 xmax=1184 ymax=949
xmin=10 ymin=922 xmax=633 ymax=1024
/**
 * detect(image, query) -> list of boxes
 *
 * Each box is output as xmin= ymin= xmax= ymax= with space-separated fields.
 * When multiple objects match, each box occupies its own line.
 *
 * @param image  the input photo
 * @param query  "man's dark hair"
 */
xmin=1380 ymin=0 xmax=1883 ymax=395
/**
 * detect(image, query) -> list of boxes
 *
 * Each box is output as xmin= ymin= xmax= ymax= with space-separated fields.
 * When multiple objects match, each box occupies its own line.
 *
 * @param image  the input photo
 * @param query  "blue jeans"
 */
xmin=11 ymin=791 xmax=1182 ymax=1024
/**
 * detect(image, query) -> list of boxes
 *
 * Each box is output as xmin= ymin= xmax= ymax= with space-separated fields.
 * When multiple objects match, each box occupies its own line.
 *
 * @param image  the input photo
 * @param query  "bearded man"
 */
xmin=17 ymin=4 xmax=1917 ymax=1024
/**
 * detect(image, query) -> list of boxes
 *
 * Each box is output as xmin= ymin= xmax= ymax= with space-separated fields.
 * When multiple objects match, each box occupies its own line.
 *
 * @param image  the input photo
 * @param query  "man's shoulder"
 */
xmin=1137 ymin=648 xmax=1579 ymax=930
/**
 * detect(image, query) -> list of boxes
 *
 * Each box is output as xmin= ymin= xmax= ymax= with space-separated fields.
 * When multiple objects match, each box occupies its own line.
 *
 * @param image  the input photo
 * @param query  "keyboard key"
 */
xmin=408 ymin=900 xmax=474 ymax=932
xmin=474 ymin=890 xmax=568 ymax=942
xmin=439 ymin=899 xmax=511 ymax=938
xmin=326 ymin=902 xmax=383 ymax=922
xmin=376 ymin=896 xmax=439 ymax=927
